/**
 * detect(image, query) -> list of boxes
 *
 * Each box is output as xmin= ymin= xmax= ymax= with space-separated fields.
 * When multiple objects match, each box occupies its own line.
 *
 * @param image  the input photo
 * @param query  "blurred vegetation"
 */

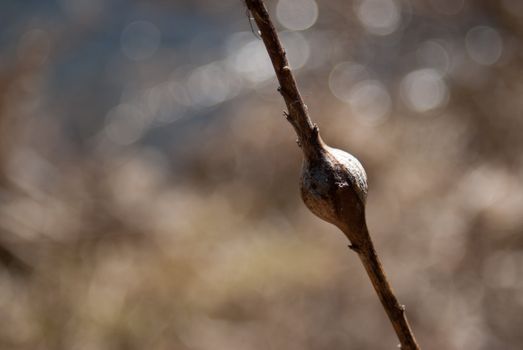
xmin=1 ymin=0 xmax=523 ymax=349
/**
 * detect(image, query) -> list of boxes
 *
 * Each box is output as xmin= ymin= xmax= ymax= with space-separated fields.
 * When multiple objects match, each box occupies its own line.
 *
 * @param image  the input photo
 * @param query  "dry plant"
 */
xmin=244 ymin=0 xmax=420 ymax=349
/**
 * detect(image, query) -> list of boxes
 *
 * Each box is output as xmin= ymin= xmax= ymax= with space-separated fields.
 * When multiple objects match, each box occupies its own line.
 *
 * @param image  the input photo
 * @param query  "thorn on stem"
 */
xmin=312 ymin=124 xmax=319 ymax=135
xmin=348 ymin=244 xmax=361 ymax=253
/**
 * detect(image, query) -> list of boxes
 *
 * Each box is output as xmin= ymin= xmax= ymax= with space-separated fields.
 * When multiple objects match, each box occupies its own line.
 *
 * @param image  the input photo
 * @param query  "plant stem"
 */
xmin=350 ymin=226 xmax=420 ymax=350
xmin=244 ymin=0 xmax=420 ymax=348
xmin=244 ymin=0 xmax=317 ymax=158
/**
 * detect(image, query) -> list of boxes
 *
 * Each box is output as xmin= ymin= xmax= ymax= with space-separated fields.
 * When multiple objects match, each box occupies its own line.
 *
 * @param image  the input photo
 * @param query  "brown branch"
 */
xmin=244 ymin=1 xmax=421 ymax=349
xmin=353 ymin=226 xmax=420 ymax=350
xmin=245 ymin=0 xmax=320 ymax=160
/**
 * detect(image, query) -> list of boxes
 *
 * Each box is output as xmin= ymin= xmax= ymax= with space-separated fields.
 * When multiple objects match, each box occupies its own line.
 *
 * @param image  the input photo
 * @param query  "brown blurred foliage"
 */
xmin=1 ymin=0 xmax=523 ymax=349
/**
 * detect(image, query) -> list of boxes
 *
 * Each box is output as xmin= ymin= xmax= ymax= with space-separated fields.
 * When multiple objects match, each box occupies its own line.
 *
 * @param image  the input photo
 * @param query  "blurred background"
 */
xmin=1 ymin=0 xmax=523 ymax=349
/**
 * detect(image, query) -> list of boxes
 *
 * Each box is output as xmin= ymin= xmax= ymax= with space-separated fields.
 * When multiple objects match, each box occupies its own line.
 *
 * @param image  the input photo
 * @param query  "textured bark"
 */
xmin=244 ymin=0 xmax=420 ymax=349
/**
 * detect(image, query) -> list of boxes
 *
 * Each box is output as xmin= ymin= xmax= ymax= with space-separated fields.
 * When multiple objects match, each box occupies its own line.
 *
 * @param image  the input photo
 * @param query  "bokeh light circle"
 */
xmin=465 ymin=26 xmax=503 ymax=66
xmin=276 ymin=0 xmax=319 ymax=31
xmin=356 ymin=0 xmax=401 ymax=36
xmin=348 ymin=80 xmax=391 ymax=125
xmin=329 ymin=62 xmax=370 ymax=102
xmin=401 ymin=68 xmax=448 ymax=113
xmin=417 ymin=40 xmax=451 ymax=74
xmin=121 ymin=21 xmax=161 ymax=61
